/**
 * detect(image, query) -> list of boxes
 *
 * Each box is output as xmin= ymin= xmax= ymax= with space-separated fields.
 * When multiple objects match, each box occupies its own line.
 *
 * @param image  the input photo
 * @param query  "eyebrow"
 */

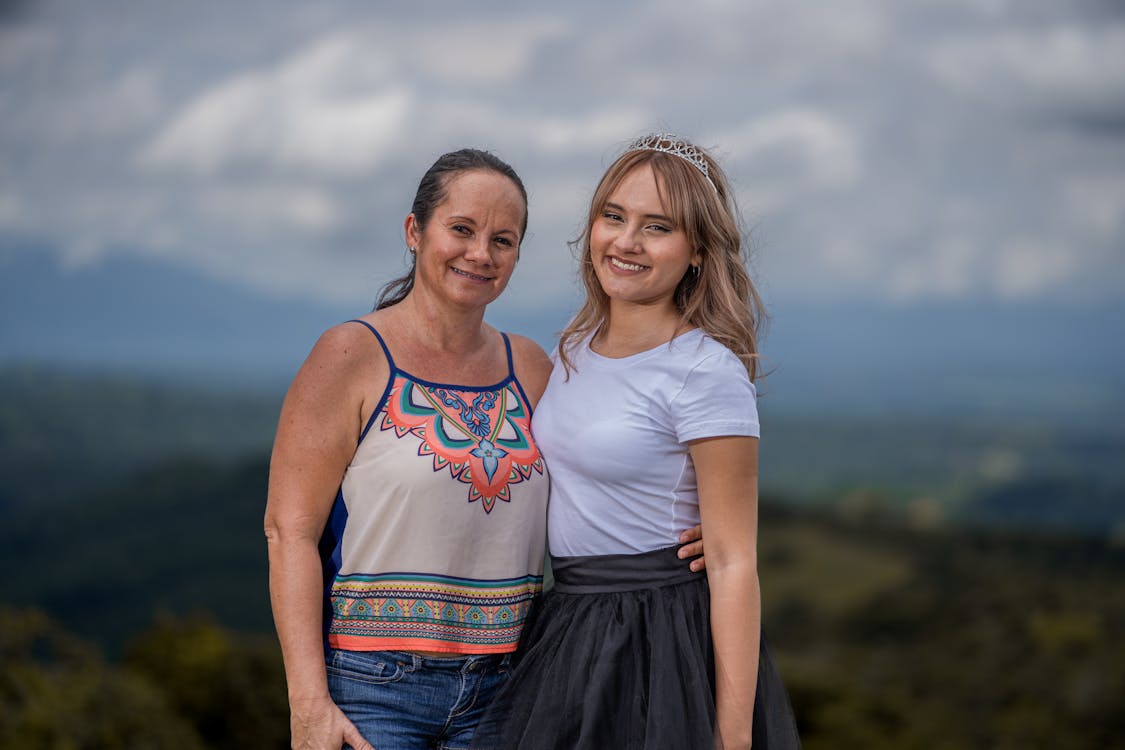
xmin=603 ymin=201 xmax=674 ymax=224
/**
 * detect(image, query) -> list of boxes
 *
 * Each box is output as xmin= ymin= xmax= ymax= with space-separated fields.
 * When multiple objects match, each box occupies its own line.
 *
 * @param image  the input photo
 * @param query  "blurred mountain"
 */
xmin=4 ymin=241 xmax=1124 ymax=427
xmin=0 ymin=241 xmax=353 ymax=386
xmin=761 ymin=299 xmax=1125 ymax=426
xmin=2 ymin=240 xmax=1123 ymax=530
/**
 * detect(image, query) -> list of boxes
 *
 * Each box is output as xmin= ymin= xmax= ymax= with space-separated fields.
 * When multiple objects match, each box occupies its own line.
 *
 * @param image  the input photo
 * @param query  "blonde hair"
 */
xmin=558 ymin=137 xmax=767 ymax=380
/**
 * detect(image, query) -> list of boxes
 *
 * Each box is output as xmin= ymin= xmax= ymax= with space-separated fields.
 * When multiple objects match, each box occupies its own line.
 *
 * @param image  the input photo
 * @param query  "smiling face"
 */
xmin=405 ymin=169 xmax=525 ymax=311
xmin=589 ymin=164 xmax=699 ymax=311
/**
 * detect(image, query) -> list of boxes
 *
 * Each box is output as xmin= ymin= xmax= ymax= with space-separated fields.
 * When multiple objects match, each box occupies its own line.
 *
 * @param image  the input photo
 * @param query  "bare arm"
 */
xmin=264 ymin=325 xmax=380 ymax=750
xmin=691 ymin=435 xmax=761 ymax=750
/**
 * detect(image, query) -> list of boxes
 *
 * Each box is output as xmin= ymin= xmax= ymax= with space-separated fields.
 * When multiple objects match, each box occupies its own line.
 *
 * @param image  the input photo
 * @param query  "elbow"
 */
xmin=704 ymin=538 xmax=758 ymax=578
xmin=705 ymin=544 xmax=759 ymax=593
xmin=263 ymin=515 xmax=282 ymax=547
xmin=263 ymin=499 xmax=282 ymax=546
xmin=263 ymin=503 xmax=304 ymax=551
xmin=707 ymin=557 xmax=759 ymax=584
xmin=263 ymin=498 xmax=326 ymax=552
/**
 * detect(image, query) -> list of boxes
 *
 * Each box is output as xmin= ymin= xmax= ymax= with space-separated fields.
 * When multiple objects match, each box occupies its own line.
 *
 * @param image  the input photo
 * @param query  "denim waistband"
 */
xmin=549 ymin=545 xmax=705 ymax=594
xmin=327 ymin=647 xmax=512 ymax=672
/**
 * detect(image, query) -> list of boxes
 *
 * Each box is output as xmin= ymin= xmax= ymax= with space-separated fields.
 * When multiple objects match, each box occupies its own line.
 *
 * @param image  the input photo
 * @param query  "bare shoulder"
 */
xmin=504 ymin=333 xmax=553 ymax=406
xmin=307 ymin=321 xmax=385 ymax=372
xmin=288 ymin=320 xmax=390 ymax=405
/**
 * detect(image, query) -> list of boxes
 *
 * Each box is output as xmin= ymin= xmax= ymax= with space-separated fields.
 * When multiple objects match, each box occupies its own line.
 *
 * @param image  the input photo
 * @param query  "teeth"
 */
xmin=609 ymin=257 xmax=646 ymax=272
xmin=453 ymin=267 xmax=490 ymax=281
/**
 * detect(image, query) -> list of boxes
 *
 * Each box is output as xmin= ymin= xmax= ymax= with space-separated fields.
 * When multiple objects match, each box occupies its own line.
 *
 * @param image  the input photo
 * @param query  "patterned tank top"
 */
xmin=320 ymin=320 xmax=549 ymax=654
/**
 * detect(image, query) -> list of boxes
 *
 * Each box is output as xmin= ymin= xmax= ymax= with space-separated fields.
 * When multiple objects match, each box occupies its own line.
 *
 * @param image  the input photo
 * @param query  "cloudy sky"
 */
xmin=2 ymin=0 xmax=1124 ymax=414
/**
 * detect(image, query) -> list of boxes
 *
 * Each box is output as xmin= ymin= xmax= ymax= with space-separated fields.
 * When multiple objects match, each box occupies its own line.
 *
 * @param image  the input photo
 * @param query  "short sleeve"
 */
xmin=670 ymin=349 xmax=760 ymax=442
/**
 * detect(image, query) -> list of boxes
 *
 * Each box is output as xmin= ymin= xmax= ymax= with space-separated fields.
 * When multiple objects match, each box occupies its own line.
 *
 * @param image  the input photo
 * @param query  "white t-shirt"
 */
xmin=533 ymin=328 xmax=759 ymax=557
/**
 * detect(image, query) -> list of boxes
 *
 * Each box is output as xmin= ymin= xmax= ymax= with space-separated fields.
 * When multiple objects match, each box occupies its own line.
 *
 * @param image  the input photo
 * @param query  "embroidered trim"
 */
xmin=380 ymin=376 xmax=545 ymax=513
xmin=328 ymin=573 xmax=543 ymax=650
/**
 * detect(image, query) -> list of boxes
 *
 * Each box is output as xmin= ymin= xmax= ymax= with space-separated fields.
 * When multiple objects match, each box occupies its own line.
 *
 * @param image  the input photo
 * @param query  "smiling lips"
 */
xmin=608 ymin=256 xmax=648 ymax=273
xmin=452 ymin=266 xmax=494 ymax=282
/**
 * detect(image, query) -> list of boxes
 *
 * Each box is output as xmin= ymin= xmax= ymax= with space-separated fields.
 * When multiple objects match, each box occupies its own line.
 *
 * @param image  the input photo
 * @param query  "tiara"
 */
xmin=625 ymin=133 xmax=716 ymax=190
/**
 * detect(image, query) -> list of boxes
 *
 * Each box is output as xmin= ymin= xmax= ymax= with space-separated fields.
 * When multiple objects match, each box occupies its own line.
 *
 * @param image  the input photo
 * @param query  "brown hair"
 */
xmin=558 ymin=137 xmax=767 ymax=380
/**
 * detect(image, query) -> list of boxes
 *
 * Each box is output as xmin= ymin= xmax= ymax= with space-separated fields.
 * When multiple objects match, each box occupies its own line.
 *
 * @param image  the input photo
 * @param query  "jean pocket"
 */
xmin=326 ymin=649 xmax=410 ymax=685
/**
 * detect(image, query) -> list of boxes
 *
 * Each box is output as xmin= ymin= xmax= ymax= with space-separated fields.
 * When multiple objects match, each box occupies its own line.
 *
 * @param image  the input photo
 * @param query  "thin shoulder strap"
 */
xmin=500 ymin=332 xmax=515 ymax=379
xmin=347 ymin=319 xmax=396 ymax=371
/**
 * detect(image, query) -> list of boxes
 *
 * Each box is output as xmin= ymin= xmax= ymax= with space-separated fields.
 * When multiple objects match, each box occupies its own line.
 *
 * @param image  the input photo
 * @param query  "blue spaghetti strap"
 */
xmin=346 ymin=319 xmax=396 ymax=371
xmin=500 ymin=332 xmax=515 ymax=379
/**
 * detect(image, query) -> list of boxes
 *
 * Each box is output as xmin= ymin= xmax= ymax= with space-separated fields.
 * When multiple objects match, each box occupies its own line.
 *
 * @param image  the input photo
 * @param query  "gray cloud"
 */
xmin=1 ymin=0 xmax=1122 ymax=312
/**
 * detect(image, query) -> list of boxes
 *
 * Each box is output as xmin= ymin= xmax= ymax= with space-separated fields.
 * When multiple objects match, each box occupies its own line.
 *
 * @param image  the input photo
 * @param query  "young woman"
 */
xmin=482 ymin=135 xmax=801 ymax=749
xmin=264 ymin=148 xmax=706 ymax=750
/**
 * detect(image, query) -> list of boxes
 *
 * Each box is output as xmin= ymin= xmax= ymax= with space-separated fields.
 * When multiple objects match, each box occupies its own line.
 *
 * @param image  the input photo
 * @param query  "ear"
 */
xmin=404 ymin=214 xmax=421 ymax=248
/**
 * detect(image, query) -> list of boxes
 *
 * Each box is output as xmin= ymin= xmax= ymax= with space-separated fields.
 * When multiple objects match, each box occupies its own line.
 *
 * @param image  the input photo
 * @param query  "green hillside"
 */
xmin=1 ymin=454 xmax=1123 ymax=747
xmin=2 ymin=366 xmax=1123 ymax=746
xmin=4 ymin=366 xmax=1124 ymax=533
xmin=0 ymin=456 xmax=273 ymax=648
xmin=0 ymin=366 xmax=282 ymax=509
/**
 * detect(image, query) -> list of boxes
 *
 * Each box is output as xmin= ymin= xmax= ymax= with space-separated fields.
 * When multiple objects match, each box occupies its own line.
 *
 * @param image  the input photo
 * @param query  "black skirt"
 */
xmin=477 ymin=546 xmax=801 ymax=750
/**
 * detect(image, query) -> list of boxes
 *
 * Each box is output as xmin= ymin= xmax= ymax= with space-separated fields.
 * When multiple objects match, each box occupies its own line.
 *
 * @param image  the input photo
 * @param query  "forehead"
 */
xmin=440 ymin=170 xmax=524 ymax=215
xmin=606 ymin=164 xmax=668 ymax=210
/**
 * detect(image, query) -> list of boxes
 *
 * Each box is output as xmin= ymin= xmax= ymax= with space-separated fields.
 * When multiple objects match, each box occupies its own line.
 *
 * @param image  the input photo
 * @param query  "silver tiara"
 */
xmin=625 ymin=133 xmax=716 ymax=190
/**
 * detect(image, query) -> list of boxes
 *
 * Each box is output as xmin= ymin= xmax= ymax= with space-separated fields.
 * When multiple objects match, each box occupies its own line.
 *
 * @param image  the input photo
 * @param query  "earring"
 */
xmin=408 ymin=246 xmax=417 ymax=256
xmin=689 ymin=264 xmax=700 ymax=279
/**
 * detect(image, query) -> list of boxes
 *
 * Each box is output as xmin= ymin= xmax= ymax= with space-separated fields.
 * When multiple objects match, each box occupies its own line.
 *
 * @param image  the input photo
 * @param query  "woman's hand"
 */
xmin=677 ymin=524 xmax=706 ymax=571
xmin=290 ymin=694 xmax=373 ymax=750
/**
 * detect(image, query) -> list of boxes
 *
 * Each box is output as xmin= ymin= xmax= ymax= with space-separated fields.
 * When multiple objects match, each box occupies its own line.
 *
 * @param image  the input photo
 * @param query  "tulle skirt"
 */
xmin=476 ymin=546 xmax=801 ymax=749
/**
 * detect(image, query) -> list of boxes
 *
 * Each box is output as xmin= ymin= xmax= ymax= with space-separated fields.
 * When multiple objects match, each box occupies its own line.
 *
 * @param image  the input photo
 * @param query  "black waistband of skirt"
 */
xmin=549 ymin=545 xmax=705 ymax=594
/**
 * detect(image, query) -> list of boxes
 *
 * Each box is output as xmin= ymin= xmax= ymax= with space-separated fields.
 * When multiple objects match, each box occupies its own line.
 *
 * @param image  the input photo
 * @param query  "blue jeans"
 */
xmin=326 ymin=648 xmax=512 ymax=750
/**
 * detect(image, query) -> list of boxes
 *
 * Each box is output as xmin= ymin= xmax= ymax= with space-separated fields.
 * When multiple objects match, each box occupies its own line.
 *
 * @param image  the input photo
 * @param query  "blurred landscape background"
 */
xmin=2 ymin=1 xmax=1123 ymax=748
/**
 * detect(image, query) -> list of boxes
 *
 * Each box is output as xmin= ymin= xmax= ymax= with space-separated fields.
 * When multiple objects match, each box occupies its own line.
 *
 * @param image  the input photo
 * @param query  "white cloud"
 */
xmin=136 ymin=17 xmax=574 ymax=178
xmin=137 ymin=31 xmax=415 ymax=177
xmin=3 ymin=0 xmax=1124 ymax=314
xmin=198 ymin=184 xmax=343 ymax=235
xmin=927 ymin=24 xmax=1125 ymax=112
xmin=533 ymin=112 xmax=652 ymax=154
xmin=993 ymin=238 xmax=1079 ymax=299
xmin=412 ymin=17 xmax=569 ymax=83
xmin=0 ymin=191 xmax=24 ymax=225
xmin=1063 ymin=175 xmax=1125 ymax=240
xmin=886 ymin=235 xmax=982 ymax=301
xmin=713 ymin=110 xmax=862 ymax=215
xmin=0 ymin=25 xmax=56 ymax=70
xmin=723 ymin=110 xmax=861 ymax=187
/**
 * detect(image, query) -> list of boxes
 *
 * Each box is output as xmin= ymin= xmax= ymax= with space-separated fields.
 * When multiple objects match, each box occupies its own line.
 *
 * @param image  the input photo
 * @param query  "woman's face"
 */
xmin=590 ymin=164 xmax=698 ymax=310
xmin=406 ymin=170 xmax=525 ymax=311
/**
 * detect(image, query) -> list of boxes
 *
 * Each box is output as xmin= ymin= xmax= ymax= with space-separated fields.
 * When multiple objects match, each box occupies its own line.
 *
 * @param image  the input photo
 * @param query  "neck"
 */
xmin=393 ymin=290 xmax=490 ymax=354
xmin=595 ymin=300 xmax=685 ymax=356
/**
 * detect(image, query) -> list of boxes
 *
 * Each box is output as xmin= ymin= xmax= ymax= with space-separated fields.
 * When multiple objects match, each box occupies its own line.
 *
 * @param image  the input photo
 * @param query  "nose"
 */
xmin=612 ymin=223 xmax=640 ymax=253
xmin=464 ymin=235 xmax=494 ymax=265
